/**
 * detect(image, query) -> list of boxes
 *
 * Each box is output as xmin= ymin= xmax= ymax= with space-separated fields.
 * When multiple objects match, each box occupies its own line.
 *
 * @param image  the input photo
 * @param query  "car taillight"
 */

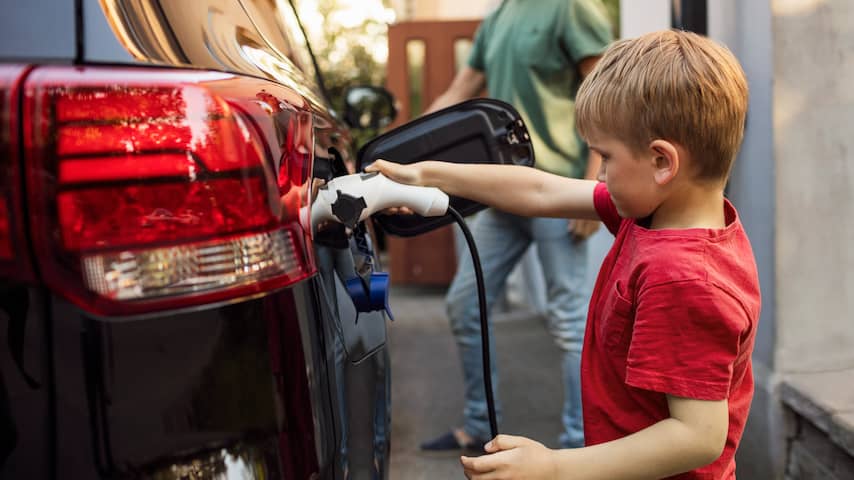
xmin=23 ymin=67 xmax=315 ymax=315
xmin=0 ymin=65 xmax=35 ymax=281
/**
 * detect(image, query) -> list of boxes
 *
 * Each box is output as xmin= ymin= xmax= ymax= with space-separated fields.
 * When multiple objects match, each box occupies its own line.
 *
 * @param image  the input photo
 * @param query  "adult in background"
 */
xmin=419 ymin=0 xmax=614 ymax=452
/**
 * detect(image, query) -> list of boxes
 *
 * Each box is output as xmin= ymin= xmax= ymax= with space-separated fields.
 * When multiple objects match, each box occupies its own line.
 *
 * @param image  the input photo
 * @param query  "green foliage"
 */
xmin=295 ymin=0 xmax=619 ymax=148
xmin=318 ymin=40 xmax=386 ymax=116
xmin=296 ymin=0 xmax=391 ymax=115
xmin=320 ymin=32 xmax=388 ymax=147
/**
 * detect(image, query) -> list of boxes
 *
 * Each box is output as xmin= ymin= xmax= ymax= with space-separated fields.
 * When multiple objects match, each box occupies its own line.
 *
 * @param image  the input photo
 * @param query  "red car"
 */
xmin=0 ymin=1 xmax=532 ymax=478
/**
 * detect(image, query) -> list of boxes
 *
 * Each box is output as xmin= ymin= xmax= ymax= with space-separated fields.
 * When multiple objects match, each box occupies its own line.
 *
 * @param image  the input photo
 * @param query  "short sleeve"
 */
xmin=593 ymin=182 xmax=621 ymax=235
xmin=562 ymin=0 xmax=614 ymax=62
xmin=467 ymin=16 xmax=493 ymax=72
xmin=625 ymin=281 xmax=750 ymax=401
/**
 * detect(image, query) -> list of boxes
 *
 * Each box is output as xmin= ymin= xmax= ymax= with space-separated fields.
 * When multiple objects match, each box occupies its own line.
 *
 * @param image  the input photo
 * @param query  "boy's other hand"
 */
xmin=460 ymin=434 xmax=557 ymax=480
xmin=570 ymin=218 xmax=600 ymax=241
xmin=364 ymin=159 xmax=425 ymax=186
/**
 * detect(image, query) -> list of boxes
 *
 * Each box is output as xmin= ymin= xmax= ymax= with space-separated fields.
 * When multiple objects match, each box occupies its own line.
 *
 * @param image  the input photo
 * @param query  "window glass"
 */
xmin=453 ymin=38 xmax=472 ymax=73
xmin=406 ymin=40 xmax=425 ymax=118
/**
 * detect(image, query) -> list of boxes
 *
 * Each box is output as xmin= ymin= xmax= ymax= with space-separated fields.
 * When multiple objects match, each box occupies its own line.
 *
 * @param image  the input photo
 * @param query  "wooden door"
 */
xmin=384 ymin=20 xmax=480 ymax=286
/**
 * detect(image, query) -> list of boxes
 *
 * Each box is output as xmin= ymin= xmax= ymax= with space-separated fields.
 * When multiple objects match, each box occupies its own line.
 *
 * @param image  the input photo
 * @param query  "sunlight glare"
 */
xmin=296 ymin=0 xmax=395 ymax=64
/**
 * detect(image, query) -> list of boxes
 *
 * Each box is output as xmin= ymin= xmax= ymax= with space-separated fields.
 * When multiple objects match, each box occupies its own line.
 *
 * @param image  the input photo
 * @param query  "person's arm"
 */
xmin=461 ymin=396 xmax=728 ymax=480
xmin=424 ymin=66 xmax=486 ymax=114
xmin=578 ymin=55 xmax=600 ymax=77
xmin=365 ymin=159 xmax=599 ymax=220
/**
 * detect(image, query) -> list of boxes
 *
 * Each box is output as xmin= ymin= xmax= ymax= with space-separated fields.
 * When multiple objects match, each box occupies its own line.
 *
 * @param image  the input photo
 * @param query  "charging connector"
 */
xmin=310 ymin=172 xmax=499 ymax=439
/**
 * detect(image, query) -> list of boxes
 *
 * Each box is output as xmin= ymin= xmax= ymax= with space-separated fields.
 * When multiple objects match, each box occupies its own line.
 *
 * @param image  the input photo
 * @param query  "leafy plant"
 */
xmin=293 ymin=0 xmax=394 ymax=146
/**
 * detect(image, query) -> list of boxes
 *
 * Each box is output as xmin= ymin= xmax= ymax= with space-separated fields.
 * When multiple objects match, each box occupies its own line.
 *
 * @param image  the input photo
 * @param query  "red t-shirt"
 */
xmin=584 ymin=183 xmax=761 ymax=479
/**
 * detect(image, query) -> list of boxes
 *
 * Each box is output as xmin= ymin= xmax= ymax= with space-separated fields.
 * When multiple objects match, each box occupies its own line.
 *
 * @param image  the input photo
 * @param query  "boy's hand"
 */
xmin=364 ymin=159 xmax=426 ymax=186
xmin=460 ymin=434 xmax=557 ymax=480
xmin=361 ymin=159 xmax=424 ymax=215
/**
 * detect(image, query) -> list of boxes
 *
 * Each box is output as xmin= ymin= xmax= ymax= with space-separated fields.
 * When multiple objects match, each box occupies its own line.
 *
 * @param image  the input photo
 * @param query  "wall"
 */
xmin=710 ymin=0 xmax=854 ymax=376
xmin=772 ymin=0 xmax=854 ymax=372
xmin=772 ymin=1 xmax=854 ymax=469
xmin=709 ymin=1 xmax=785 ymax=478
xmin=620 ymin=0 xmax=669 ymax=38
xmin=389 ymin=0 xmax=499 ymax=21
xmin=710 ymin=0 xmax=854 ymax=477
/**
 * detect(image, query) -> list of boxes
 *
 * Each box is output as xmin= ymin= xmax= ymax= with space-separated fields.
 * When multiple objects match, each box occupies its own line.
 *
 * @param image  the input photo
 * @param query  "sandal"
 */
xmin=420 ymin=429 xmax=487 ymax=454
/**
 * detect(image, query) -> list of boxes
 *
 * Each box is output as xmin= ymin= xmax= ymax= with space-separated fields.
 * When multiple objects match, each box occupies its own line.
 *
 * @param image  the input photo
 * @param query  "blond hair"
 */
xmin=576 ymin=30 xmax=748 ymax=182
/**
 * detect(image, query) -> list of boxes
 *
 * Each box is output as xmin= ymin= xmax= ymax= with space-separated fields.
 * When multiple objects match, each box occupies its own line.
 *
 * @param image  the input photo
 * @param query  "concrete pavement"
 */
xmin=387 ymin=285 xmax=565 ymax=479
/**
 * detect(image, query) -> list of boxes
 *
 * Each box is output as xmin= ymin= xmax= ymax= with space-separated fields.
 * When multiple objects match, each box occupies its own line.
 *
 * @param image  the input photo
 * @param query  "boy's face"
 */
xmin=588 ymin=135 xmax=664 ymax=219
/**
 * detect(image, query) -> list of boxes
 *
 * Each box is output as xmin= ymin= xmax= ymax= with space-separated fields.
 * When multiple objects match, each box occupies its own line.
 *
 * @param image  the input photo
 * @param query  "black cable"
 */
xmin=447 ymin=207 xmax=498 ymax=439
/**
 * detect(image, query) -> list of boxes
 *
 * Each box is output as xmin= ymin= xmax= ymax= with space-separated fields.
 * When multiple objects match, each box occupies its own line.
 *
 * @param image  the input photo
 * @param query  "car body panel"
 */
xmin=1 ymin=1 xmax=387 ymax=478
xmin=0 ymin=2 xmax=533 ymax=478
xmin=0 ymin=287 xmax=52 ymax=479
xmin=50 ymin=282 xmax=326 ymax=479
xmin=0 ymin=279 xmax=341 ymax=479
xmin=82 ymin=0 xmax=139 ymax=64
xmin=90 ymin=0 xmax=327 ymax=111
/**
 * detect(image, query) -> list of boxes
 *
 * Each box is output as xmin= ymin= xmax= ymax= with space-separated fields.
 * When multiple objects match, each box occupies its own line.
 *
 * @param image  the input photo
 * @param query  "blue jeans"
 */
xmin=446 ymin=209 xmax=589 ymax=447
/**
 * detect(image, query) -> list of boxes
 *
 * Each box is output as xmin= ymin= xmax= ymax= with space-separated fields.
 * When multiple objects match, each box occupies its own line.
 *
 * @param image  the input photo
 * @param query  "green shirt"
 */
xmin=469 ymin=0 xmax=613 ymax=178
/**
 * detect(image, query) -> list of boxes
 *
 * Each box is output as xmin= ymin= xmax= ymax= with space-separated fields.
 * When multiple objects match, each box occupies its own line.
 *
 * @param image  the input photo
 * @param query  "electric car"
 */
xmin=0 ymin=1 xmax=532 ymax=478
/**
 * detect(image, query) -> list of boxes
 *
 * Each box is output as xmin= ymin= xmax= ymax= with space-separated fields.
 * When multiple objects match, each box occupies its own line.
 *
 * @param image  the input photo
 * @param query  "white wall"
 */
xmin=710 ymin=1 xmax=854 ymax=477
xmin=620 ymin=0 xmax=669 ymax=38
xmin=390 ymin=0 xmax=498 ymax=20
xmin=772 ymin=0 xmax=854 ymax=372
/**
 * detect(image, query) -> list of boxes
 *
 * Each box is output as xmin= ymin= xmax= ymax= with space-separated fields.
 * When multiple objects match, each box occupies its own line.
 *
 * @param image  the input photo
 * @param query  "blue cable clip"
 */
xmin=344 ymin=272 xmax=394 ymax=322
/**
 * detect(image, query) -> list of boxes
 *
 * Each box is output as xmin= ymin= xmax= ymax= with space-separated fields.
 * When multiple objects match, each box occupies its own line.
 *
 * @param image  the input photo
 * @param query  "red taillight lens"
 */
xmin=23 ymin=67 xmax=315 ymax=315
xmin=0 ymin=197 xmax=11 ymax=259
xmin=0 ymin=65 xmax=35 ymax=281
xmin=56 ymin=177 xmax=275 ymax=251
xmin=0 ymin=69 xmax=17 ymax=261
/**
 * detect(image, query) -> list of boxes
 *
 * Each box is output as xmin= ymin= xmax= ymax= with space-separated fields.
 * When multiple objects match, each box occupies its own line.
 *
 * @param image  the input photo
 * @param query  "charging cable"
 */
xmin=448 ymin=206 xmax=498 ymax=438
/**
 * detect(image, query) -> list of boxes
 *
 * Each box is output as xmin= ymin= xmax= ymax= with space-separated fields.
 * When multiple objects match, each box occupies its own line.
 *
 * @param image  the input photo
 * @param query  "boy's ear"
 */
xmin=648 ymin=139 xmax=679 ymax=186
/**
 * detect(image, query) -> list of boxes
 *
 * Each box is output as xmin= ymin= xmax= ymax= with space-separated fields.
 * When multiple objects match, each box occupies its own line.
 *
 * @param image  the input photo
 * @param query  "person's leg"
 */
xmin=442 ymin=209 xmax=530 ymax=442
xmin=531 ymin=217 xmax=590 ymax=448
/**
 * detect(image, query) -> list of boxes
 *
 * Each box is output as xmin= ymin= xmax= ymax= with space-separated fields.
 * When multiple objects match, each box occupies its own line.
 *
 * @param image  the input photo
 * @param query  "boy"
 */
xmin=366 ymin=29 xmax=759 ymax=479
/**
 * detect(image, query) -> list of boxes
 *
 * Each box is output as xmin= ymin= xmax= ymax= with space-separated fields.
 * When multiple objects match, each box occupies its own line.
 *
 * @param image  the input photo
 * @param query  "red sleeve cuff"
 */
xmin=593 ymin=182 xmax=622 ymax=235
xmin=625 ymin=366 xmax=729 ymax=401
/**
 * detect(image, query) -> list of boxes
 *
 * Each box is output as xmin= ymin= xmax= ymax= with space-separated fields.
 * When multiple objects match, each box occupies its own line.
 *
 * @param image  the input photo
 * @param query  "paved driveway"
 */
xmin=387 ymin=286 xmax=564 ymax=479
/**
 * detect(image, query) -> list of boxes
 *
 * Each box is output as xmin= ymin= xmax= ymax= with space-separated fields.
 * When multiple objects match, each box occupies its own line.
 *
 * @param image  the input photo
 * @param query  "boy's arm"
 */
xmin=365 ymin=160 xmax=600 ymax=220
xmin=461 ymin=396 xmax=728 ymax=480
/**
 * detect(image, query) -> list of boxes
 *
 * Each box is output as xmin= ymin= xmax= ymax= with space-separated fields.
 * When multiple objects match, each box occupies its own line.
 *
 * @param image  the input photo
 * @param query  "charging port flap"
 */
xmin=356 ymin=98 xmax=534 ymax=237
